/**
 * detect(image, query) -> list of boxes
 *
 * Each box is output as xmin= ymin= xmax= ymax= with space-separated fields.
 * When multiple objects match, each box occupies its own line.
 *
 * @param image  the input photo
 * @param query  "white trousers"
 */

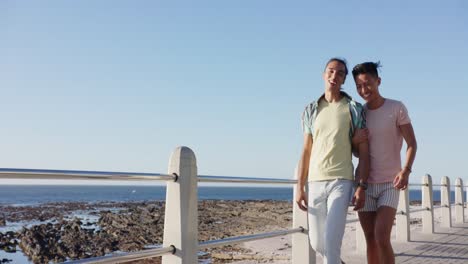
xmin=308 ymin=179 xmax=353 ymax=264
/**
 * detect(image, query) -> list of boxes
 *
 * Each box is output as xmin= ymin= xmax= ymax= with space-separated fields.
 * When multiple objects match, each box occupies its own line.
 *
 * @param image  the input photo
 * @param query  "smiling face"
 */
xmin=354 ymin=73 xmax=381 ymax=103
xmin=323 ymin=60 xmax=347 ymax=92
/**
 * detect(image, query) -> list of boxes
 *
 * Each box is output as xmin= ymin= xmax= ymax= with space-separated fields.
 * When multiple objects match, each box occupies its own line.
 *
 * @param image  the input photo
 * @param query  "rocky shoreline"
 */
xmin=0 ymin=200 xmax=293 ymax=263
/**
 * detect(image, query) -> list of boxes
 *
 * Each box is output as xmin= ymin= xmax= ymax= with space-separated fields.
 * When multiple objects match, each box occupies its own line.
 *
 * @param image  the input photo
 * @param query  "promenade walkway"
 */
xmin=233 ymin=219 xmax=468 ymax=264
xmin=395 ymin=222 xmax=468 ymax=264
xmin=340 ymin=222 xmax=468 ymax=264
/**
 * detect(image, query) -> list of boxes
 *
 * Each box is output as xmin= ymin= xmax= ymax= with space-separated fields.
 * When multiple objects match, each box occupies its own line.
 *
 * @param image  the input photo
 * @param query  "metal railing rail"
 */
xmin=69 ymin=246 xmax=176 ymax=264
xmin=69 ymin=228 xmax=305 ymax=263
xmin=198 ymin=175 xmax=296 ymax=184
xmin=0 ymin=168 xmax=175 ymax=182
xmin=402 ymin=181 xmax=465 ymax=215
xmin=199 ymin=228 xmax=303 ymax=249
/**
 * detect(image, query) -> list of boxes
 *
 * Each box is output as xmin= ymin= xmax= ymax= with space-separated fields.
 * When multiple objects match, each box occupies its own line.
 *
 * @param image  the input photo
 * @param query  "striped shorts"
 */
xmin=359 ymin=182 xmax=400 ymax=212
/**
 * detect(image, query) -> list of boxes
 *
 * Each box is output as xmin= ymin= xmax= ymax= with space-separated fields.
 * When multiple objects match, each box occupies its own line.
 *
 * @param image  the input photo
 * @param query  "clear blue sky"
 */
xmin=1 ymin=1 xmax=467 ymax=185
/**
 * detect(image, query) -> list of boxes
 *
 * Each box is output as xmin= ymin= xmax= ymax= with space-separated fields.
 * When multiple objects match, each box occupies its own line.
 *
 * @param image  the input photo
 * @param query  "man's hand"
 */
xmin=352 ymin=187 xmax=365 ymax=211
xmin=296 ymin=188 xmax=308 ymax=211
xmin=394 ymin=168 xmax=410 ymax=190
xmin=352 ymin=128 xmax=369 ymax=145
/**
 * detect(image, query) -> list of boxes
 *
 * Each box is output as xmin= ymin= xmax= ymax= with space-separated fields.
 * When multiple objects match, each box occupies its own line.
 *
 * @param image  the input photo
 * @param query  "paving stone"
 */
xmin=395 ymin=223 xmax=468 ymax=263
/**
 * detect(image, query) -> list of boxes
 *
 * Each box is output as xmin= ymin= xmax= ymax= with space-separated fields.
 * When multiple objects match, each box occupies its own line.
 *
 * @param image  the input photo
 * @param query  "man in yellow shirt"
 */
xmin=296 ymin=58 xmax=369 ymax=264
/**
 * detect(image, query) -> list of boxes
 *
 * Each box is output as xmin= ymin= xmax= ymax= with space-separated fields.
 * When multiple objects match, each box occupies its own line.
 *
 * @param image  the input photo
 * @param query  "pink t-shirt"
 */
xmin=365 ymin=99 xmax=411 ymax=183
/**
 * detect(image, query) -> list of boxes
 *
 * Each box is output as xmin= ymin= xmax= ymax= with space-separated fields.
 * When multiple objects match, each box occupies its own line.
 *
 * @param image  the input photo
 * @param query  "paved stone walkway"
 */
xmin=338 ymin=222 xmax=468 ymax=264
xmin=395 ymin=223 xmax=468 ymax=264
xmin=234 ymin=222 xmax=468 ymax=263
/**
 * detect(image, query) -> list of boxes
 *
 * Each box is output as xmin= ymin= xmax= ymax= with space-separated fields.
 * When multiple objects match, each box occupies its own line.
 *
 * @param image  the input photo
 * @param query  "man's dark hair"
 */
xmin=325 ymin=57 xmax=349 ymax=82
xmin=352 ymin=61 xmax=382 ymax=79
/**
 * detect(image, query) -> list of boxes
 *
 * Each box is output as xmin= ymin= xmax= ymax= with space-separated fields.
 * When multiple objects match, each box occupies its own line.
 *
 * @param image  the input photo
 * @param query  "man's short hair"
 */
xmin=352 ymin=61 xmax=382 ymax=79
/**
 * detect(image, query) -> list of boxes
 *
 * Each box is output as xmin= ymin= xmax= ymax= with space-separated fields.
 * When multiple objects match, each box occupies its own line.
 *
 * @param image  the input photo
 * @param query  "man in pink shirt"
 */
xmin=352 ymin=62 xmax=417 ymax=264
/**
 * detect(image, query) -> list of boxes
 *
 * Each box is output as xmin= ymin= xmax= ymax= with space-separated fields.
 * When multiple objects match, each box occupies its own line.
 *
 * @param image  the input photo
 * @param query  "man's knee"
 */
xmin=374 ymin=230 xmax=392 ymax=248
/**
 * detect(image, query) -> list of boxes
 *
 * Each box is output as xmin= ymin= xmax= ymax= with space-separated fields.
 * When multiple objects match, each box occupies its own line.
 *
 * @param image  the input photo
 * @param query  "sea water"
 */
xmin=0 ymin=185 xmax=460 ymax=205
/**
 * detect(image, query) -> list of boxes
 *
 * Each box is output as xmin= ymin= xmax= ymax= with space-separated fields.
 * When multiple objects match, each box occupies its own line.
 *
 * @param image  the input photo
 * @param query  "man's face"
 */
xmin=354 ymin=73 xmax=381 ymax=102
xmin=323 ymin=61 xmax=347 ymax=92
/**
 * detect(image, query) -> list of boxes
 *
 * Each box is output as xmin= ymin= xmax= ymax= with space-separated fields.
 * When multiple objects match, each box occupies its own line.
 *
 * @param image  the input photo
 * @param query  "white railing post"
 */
xmin=396 ymin=188 xmax=410 ymax=242
xmin=466 ymin=185 xmax=468 ymax=209
xmin=422 ymin=174 xmax=434 ymax=234
xmin=455 ymin=178 xmax=464 ymax=223
xmin=292 ymin=167 xmax=315 ymax=264
xmin=162 ymin=146 xmax=198 ymax=264
xmin=441 ymin=176 xmax=452 ymax=228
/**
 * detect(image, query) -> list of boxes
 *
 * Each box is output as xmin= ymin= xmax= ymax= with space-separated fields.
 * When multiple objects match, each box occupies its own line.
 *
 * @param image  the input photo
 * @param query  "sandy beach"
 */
xmin=0 ymin=200 xmax=441 ymax=263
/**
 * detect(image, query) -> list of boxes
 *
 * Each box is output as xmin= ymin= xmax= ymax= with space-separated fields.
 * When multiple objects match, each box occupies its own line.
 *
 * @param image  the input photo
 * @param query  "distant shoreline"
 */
xmin=0 ymin=185 xmax=457 ymax=206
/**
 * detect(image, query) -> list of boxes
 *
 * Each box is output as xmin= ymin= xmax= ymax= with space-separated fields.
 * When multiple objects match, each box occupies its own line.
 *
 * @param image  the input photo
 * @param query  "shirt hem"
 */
xmin=309 ymin=176 xmax=353 ymax=182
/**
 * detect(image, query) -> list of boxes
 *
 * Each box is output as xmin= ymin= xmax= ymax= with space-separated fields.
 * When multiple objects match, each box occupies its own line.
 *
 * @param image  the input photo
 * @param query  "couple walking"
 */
xmin=295 ymin=58 xmax=418 ymax=264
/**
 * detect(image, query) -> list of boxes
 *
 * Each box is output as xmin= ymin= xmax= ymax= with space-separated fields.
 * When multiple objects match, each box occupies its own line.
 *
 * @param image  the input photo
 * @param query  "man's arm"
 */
xmin=394 ymin=123 xmax=417 ymax=190
xmin=351 ymin=128 xmax=368 ymax=157
xmin=296 ymin=133 xmax=313 ymax=211
xmin=357 ymin=141 xmax=370 ymax=183
xmin=352 ymin=141 xmax=369 ymax=210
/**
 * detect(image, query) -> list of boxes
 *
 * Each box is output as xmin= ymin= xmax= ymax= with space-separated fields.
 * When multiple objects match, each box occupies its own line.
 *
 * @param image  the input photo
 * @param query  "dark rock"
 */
xmin=1 ymin=200 xmax=293 ymax=263
xmin=2 ymin=246 xmax=15 ymax=253
xmin=0 ymin=216 xmax=5 ymax=226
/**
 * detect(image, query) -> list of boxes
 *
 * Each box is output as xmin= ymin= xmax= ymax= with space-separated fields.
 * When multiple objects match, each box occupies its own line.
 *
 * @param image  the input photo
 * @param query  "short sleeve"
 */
xmin=397 ymin=102 xmax=411 ymax=126
xmin=302 ymin=106 xmax=312 ymax=134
